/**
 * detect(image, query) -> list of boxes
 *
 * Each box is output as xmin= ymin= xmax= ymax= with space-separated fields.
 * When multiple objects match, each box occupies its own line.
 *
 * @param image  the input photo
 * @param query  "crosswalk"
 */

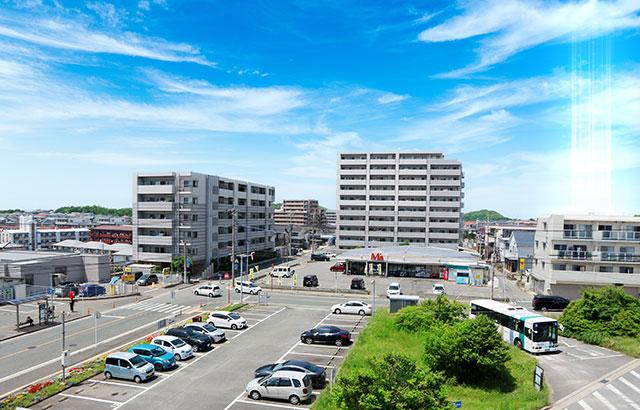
xmin=124 ymin=301 xmax=192 ymax=315
xmin=566 ymin=368 xmax=640 ymax=410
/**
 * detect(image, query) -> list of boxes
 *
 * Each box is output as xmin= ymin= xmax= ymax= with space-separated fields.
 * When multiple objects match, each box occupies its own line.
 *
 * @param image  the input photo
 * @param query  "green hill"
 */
xmin=464 ymin=209 xmax=510 ymax=221
xmin=55 ymin=205 xmax=132 ymax=217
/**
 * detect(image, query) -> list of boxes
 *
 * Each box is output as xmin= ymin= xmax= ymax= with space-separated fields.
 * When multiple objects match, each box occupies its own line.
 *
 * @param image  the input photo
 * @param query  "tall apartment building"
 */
xmin=531 ymin=215 xmax=640 ymax=299
xmin=0 ymin=216 xmax=90 ymax=250
xmin=336 ymin=152 xmax=464 ymax=249
xmin=325 ymin=210 xmax=337 ymax=229
xmin=274 ymin=200 xmax=324 ymax=227
xmin=133 ymin=172 xmax=275 ymax=273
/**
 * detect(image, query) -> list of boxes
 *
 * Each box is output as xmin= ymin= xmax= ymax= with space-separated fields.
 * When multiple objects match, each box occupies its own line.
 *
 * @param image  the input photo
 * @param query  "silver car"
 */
xmin=246 ymin=370 xmax=312 ymax=405
xmin=184 ymin=322 xmax=226 ymax=343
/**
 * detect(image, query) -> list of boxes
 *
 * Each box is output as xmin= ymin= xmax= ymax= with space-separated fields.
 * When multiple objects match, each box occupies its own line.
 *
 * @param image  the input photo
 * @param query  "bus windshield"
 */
xmin=532 ymin=322 xmax=557 ymax=343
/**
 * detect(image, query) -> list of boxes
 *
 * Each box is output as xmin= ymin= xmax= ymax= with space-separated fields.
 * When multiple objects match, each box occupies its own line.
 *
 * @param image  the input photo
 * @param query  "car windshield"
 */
xmin=130 ymin=355 xmax=147 ymax=368
xmin=290 ymin=360 xmax=319 ymax=372
xmin=532 ymin=322 xmax=558 ymax=342
xmin=228 ymin=313 xmax=241 ymax=320
xmin=258 ymin=375 xmax=270 ymax=384
xmin=173 ymin=339 xmax=186 ymax=347
xmin=273 ymin=363 xmax=284 ymax=371
xmin=389 ymin=285 xmax=399 ymax=290
xmin=202 ymin=324 xmax=216 ymax=332
xmin=249 ymin=283 xmax=258 ymax=287
xmin=151 ymin=347 xmax=166 ymax=357
xmin=186 ymin=329 xmax=201 ymax=337
xmin=139 ymin=275 xmax=148 ymax=280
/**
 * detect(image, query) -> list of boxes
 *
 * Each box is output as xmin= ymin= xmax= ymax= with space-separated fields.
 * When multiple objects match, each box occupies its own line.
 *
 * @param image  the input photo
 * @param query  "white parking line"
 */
xmin=605 ymin=384 xmax=640 ymax=409
xmin=294 ymin=342 xmax=345 ymax=349
xmin=575 ymin=348 xmax=601 ymax=357
xmin=577 ymin=399 xmax=594 ymax=410
xmin=288 ymin=351 xmax=344 ymax=359
xmin=237 ymin=399 xmax=301 ymax=409
xmin=620 ymin=377 xmax=640 ymax=394
xmin=631 ymin=370 xmax=640 ymax=380
xmin=90 ymin=380 xmax=148 ymax=389
xmin=60 ymin=393 xmax=121 ymax=405
xmin=100 ymin=314 xmax=126 ymax=319
xmin=322 ymin=323 xmax=364 ymax=328
xmin=593 ymin=391 xmax=618 ymax=410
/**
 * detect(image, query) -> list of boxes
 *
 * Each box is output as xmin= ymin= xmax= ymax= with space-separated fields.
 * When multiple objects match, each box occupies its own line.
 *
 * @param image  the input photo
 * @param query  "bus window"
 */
xmin=533 ymin=322 xmax=557 ymax=342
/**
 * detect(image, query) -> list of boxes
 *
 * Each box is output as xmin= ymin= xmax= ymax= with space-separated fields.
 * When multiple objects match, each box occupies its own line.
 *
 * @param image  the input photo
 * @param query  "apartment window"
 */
xmin=598 ymin=225 xmax=612 ymax=231
xmin=192 ymin=215 xmax=198 ymax=221
xmin=542 ymin=242 xmax=546 ymax=250
xmin=619 ymin=267 xmax=634 ymax=274
xmin=193 ymin=231 xmax=198 ymax=238
xmin=193 ymin=181 xmax=198 ymax=188
xmin=536 ymin=241 xmax=539 ymax=248
xmin=193 ymin=197 xmax=198 ymax=205
xmin=552 ymin=264 xmax=567 ymax=271
xmin=572 ymin=265 xmax=586 ymax=272
xmin=599 ymin=266 xmax=613 ymax=272
xmin=543 ymin=222 xmax=547 ymax=230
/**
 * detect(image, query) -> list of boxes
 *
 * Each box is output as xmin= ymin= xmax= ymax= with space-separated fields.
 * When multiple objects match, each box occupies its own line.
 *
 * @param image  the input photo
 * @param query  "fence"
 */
xmin=0 ymin=286 xmax=15 ymax=303
xmin=162 ymin=274 xmax=181 ymax=286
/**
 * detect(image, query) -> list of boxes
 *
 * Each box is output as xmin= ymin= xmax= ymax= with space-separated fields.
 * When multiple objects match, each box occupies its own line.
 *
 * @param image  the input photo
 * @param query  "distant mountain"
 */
xmin=272 ymin=203 xmax=282 ymax=209
xmin=55 ymin=205 xmax=131 ymax=217
xmin=464 ymin=209 xmax=510 ymax=221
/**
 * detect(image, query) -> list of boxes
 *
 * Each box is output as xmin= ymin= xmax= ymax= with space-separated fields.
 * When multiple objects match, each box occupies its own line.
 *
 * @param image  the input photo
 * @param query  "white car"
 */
xmin=271 ymin=266 xmax=294 ymax=278
xmin=184 ymin=322 xmax=226 ymax=343
xmin=331 ymin=301 xmax=371 ymax=316
xmin=235 ymin=281 xmax=263 ymax=295
xmin=386 ymin=282 xmax=402 ymax=298
xmin=151 ymin=335 xmax=193 ymax=361
xmin=432 ymin=284 xmax=445 ymax=295
xmin=246 ymin=370 xmax=313 ymax=405
xmin=194 ymin=284 xmax=222 ymax=297
xmin=207 ymin=311 xmax=247 ymax=330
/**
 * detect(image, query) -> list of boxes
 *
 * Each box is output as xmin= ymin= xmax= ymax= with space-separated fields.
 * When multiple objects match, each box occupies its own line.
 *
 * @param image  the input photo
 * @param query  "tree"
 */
xmin=560 ymin=286 xmax=640 ymax=337
xmin=335 ymin=353 xmax=453 ymax=410
xmin=171 ymin=255 xmax=192 ymax=276
xmin=395 ymin=295 xmax=467 ymax=332
xmin=399 ymin=240 xmax=410 ymax=246
xmin=424 ymin=315 xmax=508 ymax=382
xmin=464 ymin=209 xmax=510 ymax=221
xmin=55 ymin=205 xmax=132 ymax=217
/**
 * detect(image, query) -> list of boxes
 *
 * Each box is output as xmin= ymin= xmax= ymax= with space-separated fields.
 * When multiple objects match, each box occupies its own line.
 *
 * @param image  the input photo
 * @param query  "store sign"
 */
xmin=370 ymin=253 xmax=384 ymax=261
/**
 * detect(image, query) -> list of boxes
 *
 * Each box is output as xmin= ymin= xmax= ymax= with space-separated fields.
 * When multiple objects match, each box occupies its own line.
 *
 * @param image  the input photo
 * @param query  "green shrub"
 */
xmin=394 ymin=295 xmax=467 ymax=333
xmin=424 ymin=315 xmax=508 ymax=383
xmin=334 ymin=353 xmax=453 ymax=410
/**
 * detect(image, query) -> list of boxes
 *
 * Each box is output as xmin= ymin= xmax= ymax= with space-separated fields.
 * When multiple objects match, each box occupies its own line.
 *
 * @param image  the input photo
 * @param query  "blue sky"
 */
xmin=0 ymin=0 xmax=638 ymax=218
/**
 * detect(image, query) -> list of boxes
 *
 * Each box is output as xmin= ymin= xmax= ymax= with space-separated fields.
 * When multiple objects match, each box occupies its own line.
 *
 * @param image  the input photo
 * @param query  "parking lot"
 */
xmin=30 ymin=303 xmax=368 ymax=410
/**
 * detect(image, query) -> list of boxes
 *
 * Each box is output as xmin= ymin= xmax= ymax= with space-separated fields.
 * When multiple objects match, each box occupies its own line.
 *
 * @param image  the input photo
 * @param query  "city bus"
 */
xmin=469 ymin=299 xmax=559 ymax=354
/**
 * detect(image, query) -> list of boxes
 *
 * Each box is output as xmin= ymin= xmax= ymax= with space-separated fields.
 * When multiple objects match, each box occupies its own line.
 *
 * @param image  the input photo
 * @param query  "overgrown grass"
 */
xmin=221 ymin=303 xmax=248 ymax=311
xmin=312 ymin=310 xmax=549 ymax=410
xmin=563 ymin=331 xmax=640 ymax=358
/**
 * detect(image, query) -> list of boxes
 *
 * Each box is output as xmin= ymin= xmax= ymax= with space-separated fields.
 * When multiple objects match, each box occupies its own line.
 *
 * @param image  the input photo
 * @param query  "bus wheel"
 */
xmin=514 ymin=338 xmax=523 ymax=349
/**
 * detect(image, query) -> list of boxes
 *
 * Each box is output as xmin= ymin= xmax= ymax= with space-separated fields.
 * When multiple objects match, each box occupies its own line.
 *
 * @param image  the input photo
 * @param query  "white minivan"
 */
xmin=246 ymin=370 xmax=313 ymax=405
xmin=270 ymin=266 xmax=294 ymax=278
xmin=151 ymin=335 xmax=194 ymax=361
xmin=207 ymin=311 xmax=247 ymax=330
xmin=194 ymin=284 xmax=222 ymax=297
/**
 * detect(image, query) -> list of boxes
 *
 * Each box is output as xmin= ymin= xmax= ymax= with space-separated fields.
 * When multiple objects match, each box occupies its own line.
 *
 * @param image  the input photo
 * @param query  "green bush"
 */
xmin=560 ymin=286 xmax=640 ymax=337
xmin=424 ymin=315 xmax=508 ymax=383
xmin=334 ymin=353 xmax=453 ymax=410
xmin=394 ymin=295 xmax=467 ymax=332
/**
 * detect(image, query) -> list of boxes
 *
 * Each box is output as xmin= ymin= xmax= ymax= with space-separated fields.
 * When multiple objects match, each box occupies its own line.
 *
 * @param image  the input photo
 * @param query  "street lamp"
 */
xmin=371 ymin=279 xmax=376 ymax=318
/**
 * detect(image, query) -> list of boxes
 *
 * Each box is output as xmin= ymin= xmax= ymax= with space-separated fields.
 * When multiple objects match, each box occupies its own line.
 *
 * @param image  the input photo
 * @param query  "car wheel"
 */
xmin=335 ymin=339 xmax=343 ymax=347
xmin=289 ymin=395 xmax=300 ymax=405
xmin=358 ymin=310 xmax=365 ymax=316
xmin=541 ymin=306 xmax=548 ymax=312
xmin=194 ymin=291 xmax=198 ymax=295
xmin=209 ymin=293 xmax=214 ymax=297
xmin=334 ymin=308 xmax=341 ymax=314
xmin=235 ymin=289 xmax=240 ymax=293
xmin=154 ymin=363 xmax=163 ymax=371
xmin=174 ymin=353 xmax=181 ymax=361
xmin=250 ymin=390 xmax=261 ymax=400
xmin=305 ymin=337 xmax=313 ymax=344
xmin=104 ymin=371 xmax=112 ymax=379
xmin=231 ymin=324 xmax=238 ymax=330
xmin=514 ymin=338 xmax=523 ymax=350
xmin=133 ymin=376 xmax=142 ymax=384
xmin=250 ymin=290 xmax=255 ymax=295
xmin=193 ymin=345 xmax=199 ymax=352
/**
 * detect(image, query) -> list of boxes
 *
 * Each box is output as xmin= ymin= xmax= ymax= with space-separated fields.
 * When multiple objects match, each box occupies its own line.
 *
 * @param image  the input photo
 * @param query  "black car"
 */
xmin=532 ymin=295 xmax=570 ymax=311
xmin=137 ymin=274 xmax=159 ymax=286
xmin=303 ymin=274 xmax=319 ymax=287
xmin=165 ymin=328 xmax=212 ymax=352
xmin=254 ymin=360 xmax=326 ymax=388
xmin=310 ymin=253 xmax=330 ymax=262
xmin=350 ymin=278 xmax=365 ymax=290
xmin=301 ymin=326 xmax=350 ymax=346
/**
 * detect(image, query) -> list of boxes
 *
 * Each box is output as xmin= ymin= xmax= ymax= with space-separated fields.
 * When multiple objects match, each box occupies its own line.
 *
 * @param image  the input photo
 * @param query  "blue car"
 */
xmin=80 ymin=284 xmax=106 ymax=297
xmin=129 ymin=344 xmax=176 ymax=371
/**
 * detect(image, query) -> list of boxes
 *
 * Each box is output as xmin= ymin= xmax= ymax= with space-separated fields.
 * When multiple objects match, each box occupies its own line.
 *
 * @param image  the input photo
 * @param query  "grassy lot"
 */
xmin=313 ymin=310 xmax=549 ymax=410
xmin=565 ymin=332 xmax=640 ymax=358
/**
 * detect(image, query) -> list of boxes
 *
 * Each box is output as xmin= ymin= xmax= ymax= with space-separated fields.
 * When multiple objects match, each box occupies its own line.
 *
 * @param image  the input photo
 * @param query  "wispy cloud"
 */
xmin=284 ymin=133 xmax=363 ymax=179
xmin=86 ymin=2 xmax=128 ymax=27
xmin=419 ymin=0 xmax=640 ymax=77
xmin=377 ymin=92 xmax=409 ymax=104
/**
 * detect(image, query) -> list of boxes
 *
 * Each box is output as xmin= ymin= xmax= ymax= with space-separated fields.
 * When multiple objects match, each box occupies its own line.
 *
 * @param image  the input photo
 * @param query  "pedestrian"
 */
xmin=68 ymin=290 xmax=75 ymax=312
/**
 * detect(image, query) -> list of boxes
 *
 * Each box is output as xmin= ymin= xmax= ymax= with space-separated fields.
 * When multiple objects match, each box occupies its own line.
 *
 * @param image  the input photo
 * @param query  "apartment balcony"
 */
xmin=599 ymin=231 xmax=640 ymax=242
xmin=555 ymin=250 xmax=593 ymax=260
xmin=398 ymin=169 xmax=428 ymax=176
xmin=338 ymin=158 xmax=367 ymax=165
xmin=339 ymin=169 xmax=367 ymax=175
xmin=429 ymin=222 xmax=460 ymax=229
xmin=549 ymin=271 xmax=640 ymax=286
xmin=137 ymin=185 xmax=174 ymax=195
xmin=219 ymin=187 xmax=235 ymax=197
xmin=339 ymin=200 xmax=366 ymax=206
xmin=429 ymin=201 xmax=460 ymax=208
xmin=429 ymin=211 xmax=460 ymax=218
xmin=397 ymin=231 xmax=426 ymax=238
xmin=398 ymin=179 xmax=427 ymax=186
xmin=429 ymin=232 xmax=460 ymax=240
xmin=137 ymin=235 xmax=173 ymax=246
xmin=369 ymin=169 xmax=397 ymax=175
xmin=369 ymin=159 xmax=396 ymax=165
xmin=600 ymin=253 xmax=640 ymax=263
xmin=368 ymin=230 xmax=395 ymax=237
xmin=430 ymin=169 xmax=462 ymax=176
xmin=136 ymin=202 xmax=175 ymax=212
xmin=136 ymin=251 xmax=173 ymax=263
xmin=368 ymin=200 xmax=396 ymax=207
xmin=339 ymin=189 xmax=367 ymax=196
xmin=178 ymin=187 xmax=192 ymax=195
xmin=397 ymin=221 xmax=426 ymax=228
xmin=137 ymin=218 xmax=174 ymax=229
xmin=368 ymin=220 xmax=395 ymax=227
xmin=398 ymin=200 xmax=427 ymax=207
xmin=338 ymin=219 xmax=366 ymax=226
xmin=563 ymin=230 xmax=593 ymax=240
xmin=336 ymin=238 xmax=366 ymax=248
xmin=429 ymin=179 xmax=461 ymax=186
xmin=397 ymin=211 xmax=426 ymax=217
xmin=336 ymin=229 xmax=366 ymax=236
xmin=398 ymin=158 xmax=427 ymax=165
xmin=340 ymin=179 xmax=367 ymax=185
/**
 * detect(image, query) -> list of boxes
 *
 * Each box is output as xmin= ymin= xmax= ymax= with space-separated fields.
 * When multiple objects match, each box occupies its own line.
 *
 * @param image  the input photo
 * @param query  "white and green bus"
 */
xmin=469 ymin=299 xmax=559 ymax=354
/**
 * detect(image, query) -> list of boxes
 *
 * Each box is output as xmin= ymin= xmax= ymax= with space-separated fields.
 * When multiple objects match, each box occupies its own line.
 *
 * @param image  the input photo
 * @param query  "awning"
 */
xmin=7 ymin=294 xmax=49 ymax=305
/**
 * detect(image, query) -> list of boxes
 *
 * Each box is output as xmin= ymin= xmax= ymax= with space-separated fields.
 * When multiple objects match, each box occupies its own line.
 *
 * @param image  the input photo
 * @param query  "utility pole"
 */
xmin=490 ymin=253 xmax=495 ymax=300
xmin=183 ymin=241 xmax=187 ymax=284
xmin=240 ymin=255 xmax=244 ymax=304
xmin=61 ymin=313 xmax=66 ymax=383
xmin=231 ymin=208 xmax=236 ymax=287
xmin=371 ymin=279 xmax=376 ymax=317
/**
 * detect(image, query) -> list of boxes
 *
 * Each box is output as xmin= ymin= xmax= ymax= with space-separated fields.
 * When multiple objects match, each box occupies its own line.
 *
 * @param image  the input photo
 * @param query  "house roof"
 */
xmin=512 ymin=231 xmax=535 ymax=245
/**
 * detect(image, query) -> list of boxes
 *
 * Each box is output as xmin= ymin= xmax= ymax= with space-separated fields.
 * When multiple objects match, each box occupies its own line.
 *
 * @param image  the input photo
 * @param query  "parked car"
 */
xmin=303 ymin=274 xmax=318 ymax=287
xmin=151 ymin=335 xmax=194 ymax=361
xmin=432 ymin=284 xmax=445 ymax=295
xmin=104 ymin=352 xmax=154 ymax=383
xmin=386 ymin=282 xmax=401 ymax=298
xmin=137 ymin=274 xmax=159 ymax=286
xmin=207 ymin=311 xmax=247 ymax=330
xmin=246 ymin=370 xmax=313 ymax=405
xmin=329 ymin=262 xmax=346 ymax=272
xmin=128 ymin=344 xmax=176 ymax=371
xmin=271 ymin=266 xmax=294 ymax=278
xmin=184 ymin=322 xmax=226 ymax=343
xmin=54 ymin=284 xmax=79 ymax=298
xmin=254 ymin=360 xmax=326 ymax=388
xmin=350 ymin=278 xmax=365 ymax=290
xmin=325 ymin=251 xmax=338 ymax=257
xmin=310 ymin=253 xmax=330 ymax=262
xmin=79 ymin=284 xmax=106 ymax=297
xmin=124 ymin=271 xmax=144 ymax=284
xmin=532 ymin=295 xmax=570 ymax=311
xmin=235 ymin=281 xmax=263 ymax=295
xmin=194 ymin=284 xmax=222 ymax=297
xmin=301 ymin=326 xmax=350 ymax=346
xmin=331 ymin=301 xmax=371 ymax=316
xmin=165 ymin=328 xmax=212 ymax=352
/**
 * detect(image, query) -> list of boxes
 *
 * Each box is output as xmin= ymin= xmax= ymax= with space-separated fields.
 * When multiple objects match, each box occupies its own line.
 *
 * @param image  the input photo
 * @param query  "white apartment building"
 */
xmin=0 ymin=216 xmax=90 ymax=250
xmin=132 ymin=172 xmax=275 ymax=273
xmin=274 ymin=200 xmax=323 ymax=227
xmin=531 ymin=215 xmax=640 ymax=299
xmin=325 ymin=210 xmax=337 ymax=229
xmin=336 ymin=152 xmax=464 ymax=249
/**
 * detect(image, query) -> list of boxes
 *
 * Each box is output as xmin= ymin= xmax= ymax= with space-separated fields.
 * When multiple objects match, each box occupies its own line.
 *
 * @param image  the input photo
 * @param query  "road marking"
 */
xmin=294 ymin=342 xmax=345 ymax=349
xmin=631 ymin=370 xmax=640 ymax=380
xmin=322 ymin=323 xmax=364 ymax=328
xmin=59 ymin=393 xmax=121 ymax=404
xmin=90 ymin=380 xmax=148 ymax=389
xmin=572 ymin=354 xmax=622 ymax=361
xmin=605 ymin=384 xmax=640 ymax=409
xmin=593 ymin=391 xmax=618 ymax=410
xmin=288 ymin=351 xmax=344 ymax=358
xmin=577 ymin=399 xmax=594 ymax=410
xmin=619 ymin=377 xmax=640 ymax=394
xmin=560 ymin=340 xmax=577 ymax=348
xmin=236 ymin=399 xmax=301 ymax=409
xmin=100 ymin=315 xmax=126 ymax=319
xmin=575 ymin=348 xmax=601 ymax=357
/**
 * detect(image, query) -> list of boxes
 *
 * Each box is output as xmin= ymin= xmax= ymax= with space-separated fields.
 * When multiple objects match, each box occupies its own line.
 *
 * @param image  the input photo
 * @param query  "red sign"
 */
xmin=443 ymin=268 xmax=449 ymax=281
xmin=223 ymin=272 xmax=230 ymax=280
xmin=370 ymin=253 xmax=384 ymax=261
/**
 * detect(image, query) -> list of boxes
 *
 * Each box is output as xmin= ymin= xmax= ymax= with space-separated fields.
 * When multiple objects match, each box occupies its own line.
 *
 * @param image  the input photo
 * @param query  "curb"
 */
xmin=50 ymin=293 xmax=141 ymax=302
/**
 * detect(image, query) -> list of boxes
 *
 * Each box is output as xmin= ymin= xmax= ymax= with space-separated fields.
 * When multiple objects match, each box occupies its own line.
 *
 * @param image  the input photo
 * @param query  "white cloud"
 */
xmin=419 ymin=0 xmax=640 ymax=77
xmin=86 ymin=2 xmax=127 ymax=27
xmin=284 ymin=133 xmax=363 ymax=179
xmin=138 ymin=1 xmax=150 ymax=11
xmin=377 ymin=93 xmax=410 ymax=104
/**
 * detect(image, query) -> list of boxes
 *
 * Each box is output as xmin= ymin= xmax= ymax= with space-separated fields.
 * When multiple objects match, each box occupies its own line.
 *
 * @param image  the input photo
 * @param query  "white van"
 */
xmin=270 ymin=266 xmax=294 ymax=278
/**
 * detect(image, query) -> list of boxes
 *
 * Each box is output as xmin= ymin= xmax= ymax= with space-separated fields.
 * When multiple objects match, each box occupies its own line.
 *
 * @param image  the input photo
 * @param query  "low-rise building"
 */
xmin=90 ymin=225 xmax=133 ymax=244
xmin=274 ymin=200 xmax=324 ymax=227
xmin=530 ymin=215 xmax=640 ymax=299
xmin=0 ymin=216 xmax=90 ymax=250
xmin=504 ymin=231 xmax=535 ymax=273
